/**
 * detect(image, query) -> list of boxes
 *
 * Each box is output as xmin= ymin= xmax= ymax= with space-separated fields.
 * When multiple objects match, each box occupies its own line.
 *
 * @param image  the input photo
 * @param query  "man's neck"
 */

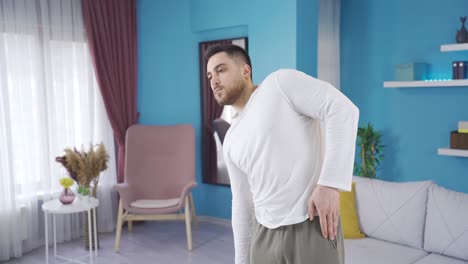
xmin=232 ymin=83 xmax=257 ymax=114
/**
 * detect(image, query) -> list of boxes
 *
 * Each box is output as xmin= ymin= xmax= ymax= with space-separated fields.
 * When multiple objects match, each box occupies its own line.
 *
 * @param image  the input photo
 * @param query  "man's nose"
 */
xmin=211 ymin=75 xmax=220 ymax=87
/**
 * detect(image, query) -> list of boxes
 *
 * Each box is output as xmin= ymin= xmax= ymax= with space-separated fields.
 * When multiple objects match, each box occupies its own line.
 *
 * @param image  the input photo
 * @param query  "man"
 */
xmin=205 ymin=44 xmax=359 ymax=264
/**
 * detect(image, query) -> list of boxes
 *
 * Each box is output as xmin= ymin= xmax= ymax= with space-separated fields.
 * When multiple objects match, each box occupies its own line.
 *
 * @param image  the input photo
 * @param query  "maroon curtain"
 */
xmin=82 ymin=0 xmax=138 ymax=183
xmin=200 ymin=40 xmax=231 ymax=183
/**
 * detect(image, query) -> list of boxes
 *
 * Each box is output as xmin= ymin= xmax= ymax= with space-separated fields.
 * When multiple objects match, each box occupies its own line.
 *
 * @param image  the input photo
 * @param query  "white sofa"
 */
xmin=344 ymin=176 xmax=468 ymax=264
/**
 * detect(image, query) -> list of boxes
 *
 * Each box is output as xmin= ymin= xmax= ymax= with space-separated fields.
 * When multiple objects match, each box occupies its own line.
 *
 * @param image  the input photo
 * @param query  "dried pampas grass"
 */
xmin=56 ymin=143 xmax=109 ymax=197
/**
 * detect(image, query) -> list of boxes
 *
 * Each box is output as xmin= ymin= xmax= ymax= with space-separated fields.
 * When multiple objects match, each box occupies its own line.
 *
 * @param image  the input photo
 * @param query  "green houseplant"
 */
xmin=354 ymin=123 xmax=384 ymax=178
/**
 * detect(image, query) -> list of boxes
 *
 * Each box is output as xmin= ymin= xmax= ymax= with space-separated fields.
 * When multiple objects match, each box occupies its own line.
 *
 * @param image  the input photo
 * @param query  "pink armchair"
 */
xmin=114 ymin=124 xmax=197 ymax=252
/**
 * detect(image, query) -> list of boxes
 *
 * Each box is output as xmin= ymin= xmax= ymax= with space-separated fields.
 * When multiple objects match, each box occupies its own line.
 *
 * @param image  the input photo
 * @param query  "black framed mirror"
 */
xmin=199 ymin=37 xmax=248 ymax=186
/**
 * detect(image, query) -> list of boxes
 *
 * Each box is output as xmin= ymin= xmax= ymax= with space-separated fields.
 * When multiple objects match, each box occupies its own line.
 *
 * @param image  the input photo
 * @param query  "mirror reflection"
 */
xmin=199 ymin=37 xmax=248 ymax=186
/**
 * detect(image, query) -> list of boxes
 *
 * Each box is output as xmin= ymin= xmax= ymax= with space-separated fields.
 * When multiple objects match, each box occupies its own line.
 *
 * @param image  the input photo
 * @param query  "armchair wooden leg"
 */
xmin=114 ymin=199 xmax=124 ymax=253
xmin=128 ymin=221 xmax=133 ymax=232
xmin=184 ymin=196 xmax=193 ymax=251
xmin=189 ymin=193 xmax=198 ymax=230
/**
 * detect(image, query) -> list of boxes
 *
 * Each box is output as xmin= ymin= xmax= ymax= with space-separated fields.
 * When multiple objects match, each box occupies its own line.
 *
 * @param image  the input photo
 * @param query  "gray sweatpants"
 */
xmin=250 ymin=218 xmax=344 ymax=264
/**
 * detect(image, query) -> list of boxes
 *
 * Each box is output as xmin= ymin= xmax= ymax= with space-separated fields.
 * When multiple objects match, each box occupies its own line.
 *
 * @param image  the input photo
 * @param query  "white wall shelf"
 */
xmin=437 ymin=148 xmax=468 ymax=157
xmin=384 ymin=80 xmax=468 ymax=88
xmin=440 ymin=43 xmax=468 ymax=52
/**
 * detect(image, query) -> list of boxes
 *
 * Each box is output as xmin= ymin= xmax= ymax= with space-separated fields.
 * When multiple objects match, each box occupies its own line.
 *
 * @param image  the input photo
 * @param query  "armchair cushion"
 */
xmin=131 ymin=198 xmax=181 ymax=209
xmin=116 ymin=181 xmax=197 ymax=215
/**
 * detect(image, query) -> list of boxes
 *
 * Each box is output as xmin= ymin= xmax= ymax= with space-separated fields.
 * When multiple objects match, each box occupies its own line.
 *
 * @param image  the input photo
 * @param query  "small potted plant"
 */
xmin=354 ymin=122 xmax=384 ymax=178
xmin=59 ymin=177 xmax=75 ymax=204
xmin=77 ymin=185 xmax=90 ymax=201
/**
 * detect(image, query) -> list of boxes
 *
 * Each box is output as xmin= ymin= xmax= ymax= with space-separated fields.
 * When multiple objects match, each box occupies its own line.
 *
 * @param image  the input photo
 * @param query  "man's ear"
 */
xmin=242 ymin=64 xmax=252 ymax=79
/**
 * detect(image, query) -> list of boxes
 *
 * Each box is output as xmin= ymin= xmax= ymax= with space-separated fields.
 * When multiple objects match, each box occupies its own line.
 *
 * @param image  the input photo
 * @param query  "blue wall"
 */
xmin=297 ymin=0 xmax=318 ymax=77
xmin=190 ymin=0 xmax=299 ymax=82
xmin=342 ymin=0 xmax=468 ymax=192
xmin=138 ymin=0 xmax=318 ymax=219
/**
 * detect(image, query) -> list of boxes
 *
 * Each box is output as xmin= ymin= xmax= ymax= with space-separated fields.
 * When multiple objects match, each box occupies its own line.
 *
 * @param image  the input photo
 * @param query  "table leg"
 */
xmin=53 ymin=214 xmax=57 ymax=258
xmin=45 ymin=212 xmax=48 ymax=264
xmin=93 ymin=208 xmax=98 ymax=256
xmin=88 ymin=209 xmax=93 ymax=264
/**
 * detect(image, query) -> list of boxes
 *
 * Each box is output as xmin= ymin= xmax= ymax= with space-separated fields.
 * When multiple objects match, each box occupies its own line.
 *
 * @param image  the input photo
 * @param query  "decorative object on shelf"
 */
xmin=455 ymin=61 xmax=468 ymax=80
xmin=55 ymin=143 xmax=109 ymax=250
xmin=453 ymin=61 xmax=459 ymax=79
xmin=456 ymin=16 xmax=468 ymax=43
xmin=394 ymin=62 xmax=429 ymax=81
xmin=459 ymin=121 xmax=468 ymax=133
xmin=386 ymin=43 xmax=468 ymax=88
xmin=58 ymin=177 xmax=75 ymax=205
xmin=354 ymin=123 xmax=384 ymax=178
xmin=450 ymin=131 xmax=468 ymax=150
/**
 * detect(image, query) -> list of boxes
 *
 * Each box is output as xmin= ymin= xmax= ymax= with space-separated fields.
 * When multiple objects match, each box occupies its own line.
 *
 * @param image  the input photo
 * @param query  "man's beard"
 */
xmin=214 ymin=80 xmax=245 ymax=106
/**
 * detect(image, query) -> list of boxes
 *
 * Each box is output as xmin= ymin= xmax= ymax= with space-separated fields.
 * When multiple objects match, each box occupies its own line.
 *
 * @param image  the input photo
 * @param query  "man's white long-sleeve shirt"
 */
xmin=223 ymin=69 xmax=359 ymax=264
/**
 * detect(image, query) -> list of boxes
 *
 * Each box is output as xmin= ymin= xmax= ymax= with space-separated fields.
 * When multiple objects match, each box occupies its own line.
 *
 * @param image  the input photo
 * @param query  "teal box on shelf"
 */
xmin=394 ymin=63 xmax=429 ymax=81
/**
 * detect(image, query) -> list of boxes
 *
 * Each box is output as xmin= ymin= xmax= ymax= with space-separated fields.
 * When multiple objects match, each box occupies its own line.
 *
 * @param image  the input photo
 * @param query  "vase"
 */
xmin=83 ymin=210 xmax=100 ymax=250
xmin=456 ymin=16 xmax=468 ymax=43
xmin=77 ymin=193 xmax=90 ymax=203
xmin=59 ymin=188 xmax=75 ymax=205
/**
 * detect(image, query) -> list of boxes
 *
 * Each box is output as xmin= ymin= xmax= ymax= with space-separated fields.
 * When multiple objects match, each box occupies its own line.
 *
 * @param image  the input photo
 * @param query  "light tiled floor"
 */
xmin=2 ymin=220 xmax=235 ymax=264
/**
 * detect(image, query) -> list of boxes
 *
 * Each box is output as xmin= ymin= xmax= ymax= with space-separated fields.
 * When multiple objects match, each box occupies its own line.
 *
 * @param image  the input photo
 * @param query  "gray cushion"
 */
xmin=424 ymin=184 xmax=468 ymax=261
xmin=353 ymin=177 xmax=432 ymax=248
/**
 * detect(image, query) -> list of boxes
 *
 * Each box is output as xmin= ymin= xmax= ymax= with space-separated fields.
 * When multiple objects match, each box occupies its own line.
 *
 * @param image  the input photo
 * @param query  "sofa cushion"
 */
xmin=413 ymin=253 xmax=468 ymax=264
xmin=344 ymin=237 xmax=428 ymax=264
xmin=424 ymin=184 xmax=468 ymax=261
xmin=340 ymin=182 xmax=365 ymax=238
xmin=353 ymin=177 xmax=432 ymax=248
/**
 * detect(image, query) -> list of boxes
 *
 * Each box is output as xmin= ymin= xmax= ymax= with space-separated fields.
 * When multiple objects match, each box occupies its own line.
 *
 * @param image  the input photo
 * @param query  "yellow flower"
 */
xmin=59 ymin=177 xmax=74 ymax=188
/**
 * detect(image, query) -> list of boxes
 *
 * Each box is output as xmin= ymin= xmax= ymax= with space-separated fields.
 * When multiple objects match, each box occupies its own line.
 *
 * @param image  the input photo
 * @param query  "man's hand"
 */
xmin=308 ymin=185 xmax=340 ymax=240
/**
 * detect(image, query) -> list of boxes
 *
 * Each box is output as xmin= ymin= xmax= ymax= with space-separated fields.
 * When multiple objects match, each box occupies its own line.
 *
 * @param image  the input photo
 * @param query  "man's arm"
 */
xmin=276 ymin=69 xmax=359 ymax=240
xmin=224 ymin=153 xmax=255 ymax=264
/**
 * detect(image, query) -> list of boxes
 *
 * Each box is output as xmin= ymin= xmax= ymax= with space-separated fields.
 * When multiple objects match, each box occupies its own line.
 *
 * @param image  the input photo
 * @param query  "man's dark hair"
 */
xmin=205 ymin=44 xmax=252 ymax=78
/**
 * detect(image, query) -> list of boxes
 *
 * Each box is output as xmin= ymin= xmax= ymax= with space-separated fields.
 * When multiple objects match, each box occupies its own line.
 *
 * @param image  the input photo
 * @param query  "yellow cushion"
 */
xmin=340 ymin=182 xmax=365 ymax=239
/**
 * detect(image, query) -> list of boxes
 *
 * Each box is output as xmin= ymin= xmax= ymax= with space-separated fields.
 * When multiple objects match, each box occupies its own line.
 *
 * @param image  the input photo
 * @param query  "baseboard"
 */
xmin=197 ymin=216 xmax=232 ymax=228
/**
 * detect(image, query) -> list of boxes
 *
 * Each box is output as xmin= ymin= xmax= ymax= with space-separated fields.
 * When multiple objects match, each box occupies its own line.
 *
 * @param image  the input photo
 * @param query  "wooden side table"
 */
xmin=42 ymin=197 xmax=99 ymax=264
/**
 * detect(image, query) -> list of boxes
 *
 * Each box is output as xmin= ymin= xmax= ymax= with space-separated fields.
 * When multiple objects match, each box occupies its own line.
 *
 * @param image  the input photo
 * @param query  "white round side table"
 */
xmin=42 ymin=197 xmax=99 ymax=264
